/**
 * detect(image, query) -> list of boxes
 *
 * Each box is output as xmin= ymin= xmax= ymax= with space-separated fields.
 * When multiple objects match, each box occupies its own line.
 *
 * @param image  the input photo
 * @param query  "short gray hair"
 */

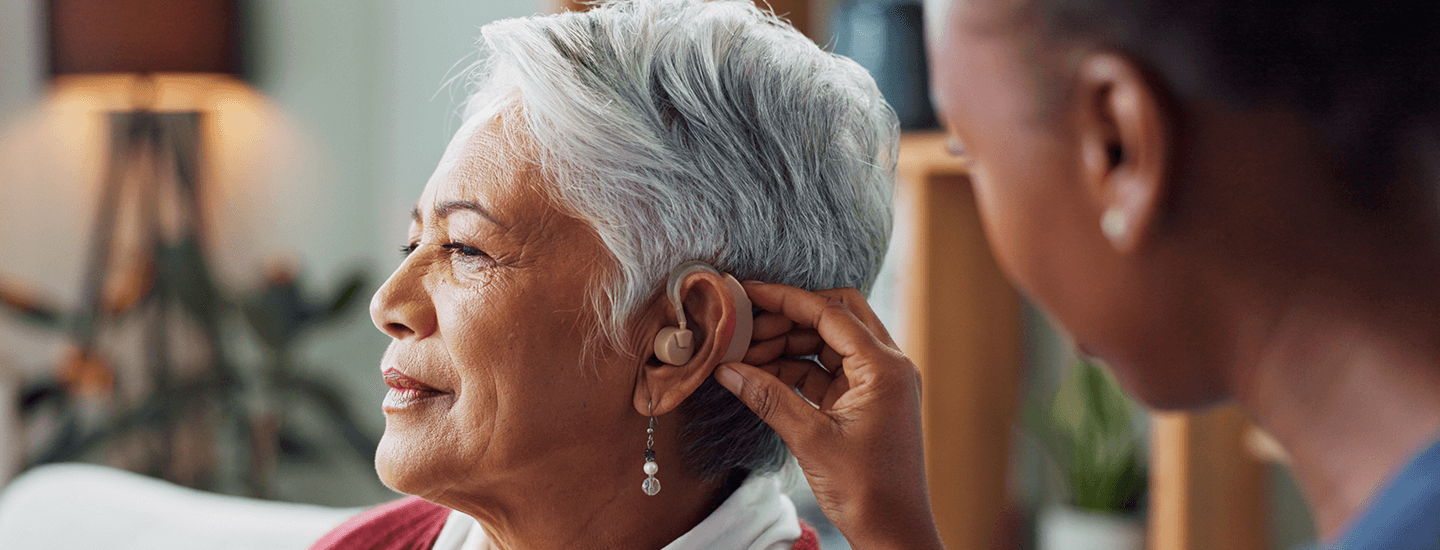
xmin=464 ymin=0 xmax=898 ymax=479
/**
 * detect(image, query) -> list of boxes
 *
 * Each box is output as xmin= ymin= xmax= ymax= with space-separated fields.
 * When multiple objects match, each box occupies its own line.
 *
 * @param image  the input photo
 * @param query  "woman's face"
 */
xmin=369 ymin=107 xmax=636 ymax=505
xmin=932 ymin=0 xmax=1216 ymax=407
xmin=931 ymin=0 xmax=1106 ymax=345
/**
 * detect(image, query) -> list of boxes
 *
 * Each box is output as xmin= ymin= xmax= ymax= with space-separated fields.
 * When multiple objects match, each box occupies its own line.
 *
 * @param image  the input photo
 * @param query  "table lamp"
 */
xmin=0 ymin=0 xmax=377 ymax=498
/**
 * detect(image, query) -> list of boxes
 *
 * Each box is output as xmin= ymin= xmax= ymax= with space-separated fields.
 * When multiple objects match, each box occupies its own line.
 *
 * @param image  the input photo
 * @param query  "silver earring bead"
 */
xmin=1102 ymin=208 xmax=1128 ymax=242
xmin=642 ymin=403 xmax=661 ymax=496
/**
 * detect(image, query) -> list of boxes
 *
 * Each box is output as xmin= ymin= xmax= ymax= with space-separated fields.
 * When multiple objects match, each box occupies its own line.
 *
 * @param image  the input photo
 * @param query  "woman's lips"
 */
xmin=382 ymin=368 xmax=446 ymax=412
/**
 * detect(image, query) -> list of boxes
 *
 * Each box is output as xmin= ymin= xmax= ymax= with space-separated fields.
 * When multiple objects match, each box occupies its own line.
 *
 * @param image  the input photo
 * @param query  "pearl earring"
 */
xmin=642 ymin=402 xmax=661 ymax=496
xmin=1101 ymin=208 xmax=1128 ymax=242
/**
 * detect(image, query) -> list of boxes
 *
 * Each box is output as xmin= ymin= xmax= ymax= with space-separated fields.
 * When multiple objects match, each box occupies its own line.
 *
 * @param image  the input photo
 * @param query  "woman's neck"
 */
xmin=1231 ymin=282 xmax=1440 ymax=540
xmin=434 ymin=455 xmax=738 ymax=550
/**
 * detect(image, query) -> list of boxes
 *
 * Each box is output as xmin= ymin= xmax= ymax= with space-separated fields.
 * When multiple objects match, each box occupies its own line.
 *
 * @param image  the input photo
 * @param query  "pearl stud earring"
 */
xmin=1102 ymin=208 xmax=1128 ymax=242
xmin=642 ymin=402 xmax=661 ymax=496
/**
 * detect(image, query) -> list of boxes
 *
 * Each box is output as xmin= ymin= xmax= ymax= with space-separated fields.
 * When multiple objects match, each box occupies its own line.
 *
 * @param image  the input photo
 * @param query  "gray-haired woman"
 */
xmin=311 ymin=1 xmax=899 ymax=548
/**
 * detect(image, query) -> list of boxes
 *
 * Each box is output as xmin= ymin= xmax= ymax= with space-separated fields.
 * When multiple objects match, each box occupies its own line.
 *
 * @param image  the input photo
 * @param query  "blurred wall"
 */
xmin=0 ymin=0 xmax=41 ymax=120
xmin=0 ymin=0 xmax=40 ymax=486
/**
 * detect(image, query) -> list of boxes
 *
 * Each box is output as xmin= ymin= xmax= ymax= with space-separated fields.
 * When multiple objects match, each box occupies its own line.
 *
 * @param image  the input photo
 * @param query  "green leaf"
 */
xmin=1027 ymin=358 xmax=1147 ymax=512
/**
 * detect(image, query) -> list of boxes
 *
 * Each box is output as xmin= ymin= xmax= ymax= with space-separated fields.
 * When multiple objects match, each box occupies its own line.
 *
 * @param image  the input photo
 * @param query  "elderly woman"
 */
xmin=311 ymin=1 xmax=897 ymax=549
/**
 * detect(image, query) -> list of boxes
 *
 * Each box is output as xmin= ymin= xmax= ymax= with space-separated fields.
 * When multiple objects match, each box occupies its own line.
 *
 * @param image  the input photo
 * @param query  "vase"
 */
xmin=1038 ymin=505 xmax=1146 ymax=550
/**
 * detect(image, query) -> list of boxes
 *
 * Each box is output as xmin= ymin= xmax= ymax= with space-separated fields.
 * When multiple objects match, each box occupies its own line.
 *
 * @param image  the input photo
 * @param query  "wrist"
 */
xmin=844 ymin=530 xmax=945 ymax=550
xmin=836 ymin=484 xmax=944 ymax=550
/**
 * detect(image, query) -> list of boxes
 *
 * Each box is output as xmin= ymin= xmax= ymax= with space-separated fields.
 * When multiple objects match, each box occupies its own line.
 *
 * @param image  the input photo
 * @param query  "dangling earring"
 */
xmin=642 ymin=402 xmax=661 ymax=496
xmin=1101 ymin=208 xmax=1128 ymax=243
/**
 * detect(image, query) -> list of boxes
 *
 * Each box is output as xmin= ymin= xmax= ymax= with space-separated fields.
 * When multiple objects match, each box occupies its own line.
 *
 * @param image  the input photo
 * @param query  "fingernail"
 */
xmin=741 ymin=280 xmax=764 ymax=285
xmin=715 ymin=365 xmax=745 ymax=393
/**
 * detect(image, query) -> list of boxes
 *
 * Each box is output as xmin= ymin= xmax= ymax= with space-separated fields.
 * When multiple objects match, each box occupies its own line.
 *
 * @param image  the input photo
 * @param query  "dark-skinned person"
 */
xmin=714 ymin=0 xmax=1440 ymax=549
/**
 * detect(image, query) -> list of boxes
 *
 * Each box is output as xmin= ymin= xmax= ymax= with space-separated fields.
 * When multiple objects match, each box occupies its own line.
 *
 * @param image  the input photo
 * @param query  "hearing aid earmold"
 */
xmin=652 ymin=261 xmax=754 ymax=365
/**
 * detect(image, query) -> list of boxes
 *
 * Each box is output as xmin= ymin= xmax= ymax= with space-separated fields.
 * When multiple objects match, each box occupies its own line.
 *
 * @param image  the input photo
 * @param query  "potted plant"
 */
xmin=1027 ymin=358 xmax=1148 ymax=550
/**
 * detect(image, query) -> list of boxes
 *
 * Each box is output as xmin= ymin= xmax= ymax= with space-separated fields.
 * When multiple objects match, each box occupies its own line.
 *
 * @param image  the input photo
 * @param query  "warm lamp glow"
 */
xmin=0 ymin=74 xmax=316 ymax=301
xmin=48 ymin=73 xmax=260 ymax=113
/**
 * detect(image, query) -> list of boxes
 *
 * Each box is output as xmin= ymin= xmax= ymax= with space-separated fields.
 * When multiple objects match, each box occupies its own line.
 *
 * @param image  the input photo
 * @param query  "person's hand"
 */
xmin=713 ymin=282 xmax=944 ymax=550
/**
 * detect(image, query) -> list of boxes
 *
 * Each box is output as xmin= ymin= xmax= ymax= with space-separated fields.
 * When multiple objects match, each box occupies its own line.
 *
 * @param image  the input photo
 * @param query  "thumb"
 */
xmin=715 ymin=362 xmax=828 ymax=451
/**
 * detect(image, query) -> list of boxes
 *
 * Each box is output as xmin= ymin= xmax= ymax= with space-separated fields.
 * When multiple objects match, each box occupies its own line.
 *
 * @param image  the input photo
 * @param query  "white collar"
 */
xmin=432 ymin=473 xmax=801 ymax=550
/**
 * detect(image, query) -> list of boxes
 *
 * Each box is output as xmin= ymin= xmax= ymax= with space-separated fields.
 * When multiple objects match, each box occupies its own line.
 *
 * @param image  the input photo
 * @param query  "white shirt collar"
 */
xmin=432 ymin=473 xmax=801 ymax=550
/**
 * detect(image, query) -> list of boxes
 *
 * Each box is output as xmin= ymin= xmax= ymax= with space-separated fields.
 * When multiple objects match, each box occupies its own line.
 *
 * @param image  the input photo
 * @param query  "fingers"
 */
xmin=714 ymin=362 xmax=832 ymax=450
xmin=742 ymin=282 xmax=888 ymax=357
xmin=810 ymin=287 xmax=897 ymax=348
xmin=753 ymin=357 xmax=834 ymax=405
xmin=745 ymin=328 xmax=819 ymax=361
xmin=751 ymin=311 xmax=795 ymax=341
xmin=744 ymin=329 xmax=848 ymax=375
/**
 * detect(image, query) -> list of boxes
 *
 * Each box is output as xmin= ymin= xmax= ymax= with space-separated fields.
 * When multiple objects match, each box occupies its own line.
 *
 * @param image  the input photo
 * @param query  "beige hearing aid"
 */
xmin=653 ymin=261 xmax=754 ymax=365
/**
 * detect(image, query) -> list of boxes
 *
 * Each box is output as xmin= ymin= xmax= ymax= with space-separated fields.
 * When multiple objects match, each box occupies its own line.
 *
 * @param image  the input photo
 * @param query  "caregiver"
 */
xmin=717 ymin=0 xmax=1440 ymax=549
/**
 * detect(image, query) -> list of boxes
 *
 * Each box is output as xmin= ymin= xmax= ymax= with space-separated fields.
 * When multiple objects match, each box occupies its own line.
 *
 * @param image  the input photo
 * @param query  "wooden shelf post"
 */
xmin=1150 ymin=407 xmax=1268 ymax=550
xmin=898 ymin=133 xmax=1024 ymax=550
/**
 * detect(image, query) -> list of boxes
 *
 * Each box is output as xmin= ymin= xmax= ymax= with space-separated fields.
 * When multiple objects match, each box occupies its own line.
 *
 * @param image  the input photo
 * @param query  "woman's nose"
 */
xmin=370 ymin=259 xmax=437 ymax=340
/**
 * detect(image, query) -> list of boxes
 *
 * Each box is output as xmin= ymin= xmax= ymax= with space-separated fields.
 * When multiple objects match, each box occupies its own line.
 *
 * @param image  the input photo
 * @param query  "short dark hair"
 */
xmin=1027 ymin=0 xmax=1440 ymax=207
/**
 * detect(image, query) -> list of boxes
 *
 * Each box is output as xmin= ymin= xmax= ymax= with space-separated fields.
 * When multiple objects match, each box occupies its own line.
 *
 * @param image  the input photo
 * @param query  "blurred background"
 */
xmin=0 ymin=0 xmax=1317 ymax=549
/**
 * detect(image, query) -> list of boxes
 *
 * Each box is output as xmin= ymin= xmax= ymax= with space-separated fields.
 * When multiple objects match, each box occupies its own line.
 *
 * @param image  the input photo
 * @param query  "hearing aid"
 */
xmin=653 ymin=261 xmax=754 ymax=365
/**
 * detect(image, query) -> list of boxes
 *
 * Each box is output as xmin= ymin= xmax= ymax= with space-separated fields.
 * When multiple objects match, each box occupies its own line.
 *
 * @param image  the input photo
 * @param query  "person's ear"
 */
xmin=1075 ymin=53 xmax=1171 ymax=253
xmin=633 ymin=271 xmax=745 ymax=416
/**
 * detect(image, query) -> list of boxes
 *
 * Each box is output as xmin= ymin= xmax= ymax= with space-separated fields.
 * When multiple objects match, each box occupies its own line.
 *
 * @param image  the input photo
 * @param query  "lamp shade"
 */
xmin=49 ymin=0 xmax=240 ymax=76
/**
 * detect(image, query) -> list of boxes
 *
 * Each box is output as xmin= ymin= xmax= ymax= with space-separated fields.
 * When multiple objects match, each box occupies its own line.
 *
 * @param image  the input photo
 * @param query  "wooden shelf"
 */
xmin=1150 ymin=408 xmax=1268 ymax=550
xmin=897 ymin=131 xmax=1022 ymax=550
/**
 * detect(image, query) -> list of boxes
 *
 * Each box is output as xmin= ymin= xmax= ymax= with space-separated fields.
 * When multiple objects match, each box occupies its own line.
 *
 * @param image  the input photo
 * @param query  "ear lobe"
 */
xmin=633 ymin=271 xmax=746 ymax=417
xmin=1077 ymin=53 xmax=1171 ymax=254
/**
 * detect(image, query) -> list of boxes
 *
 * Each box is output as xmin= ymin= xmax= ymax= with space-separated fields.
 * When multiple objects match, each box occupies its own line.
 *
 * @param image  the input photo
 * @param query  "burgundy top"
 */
xmin=310 ymin=497 xmax=823 ymax=550
xmin=310 ymin=497 xmax=450 ymax=550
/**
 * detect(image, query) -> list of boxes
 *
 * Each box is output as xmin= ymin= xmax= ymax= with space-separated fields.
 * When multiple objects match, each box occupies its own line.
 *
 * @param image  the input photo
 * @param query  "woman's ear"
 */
xmin=633 ymin=271 xmax=743 ymax=417
xmin=1075 ymin=53 xmax=1172 ymax=254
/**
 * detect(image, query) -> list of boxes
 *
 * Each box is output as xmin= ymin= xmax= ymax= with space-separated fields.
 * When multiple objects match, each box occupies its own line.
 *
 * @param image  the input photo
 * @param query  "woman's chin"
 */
xmin=374 ymin=429 xmax=440 ymax=495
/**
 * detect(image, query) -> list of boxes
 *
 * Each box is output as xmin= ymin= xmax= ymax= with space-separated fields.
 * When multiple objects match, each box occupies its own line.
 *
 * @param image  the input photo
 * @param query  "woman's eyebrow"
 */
xmin=410 ymin=200 xmax=508 ymax=229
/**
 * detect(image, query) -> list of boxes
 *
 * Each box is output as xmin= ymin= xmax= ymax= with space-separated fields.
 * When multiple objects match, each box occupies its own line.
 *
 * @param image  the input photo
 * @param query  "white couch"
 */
xmin=0 ymin=463 xmax=361 ymax=549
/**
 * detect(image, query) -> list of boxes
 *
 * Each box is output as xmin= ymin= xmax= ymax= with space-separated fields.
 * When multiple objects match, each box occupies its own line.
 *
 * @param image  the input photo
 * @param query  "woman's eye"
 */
xmin=441 ymin=242 xmax=497 ymax=271
xmin=399 ymin=242 xmax=419 ymax=257
xmin=441 ymin=242 xmax=488 ymax=257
